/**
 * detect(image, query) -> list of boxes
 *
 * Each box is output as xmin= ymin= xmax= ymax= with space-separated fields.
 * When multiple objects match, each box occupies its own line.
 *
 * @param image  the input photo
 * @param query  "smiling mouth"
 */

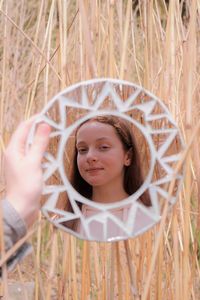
xmin=86 ymin=168 xmax=104 ymax=172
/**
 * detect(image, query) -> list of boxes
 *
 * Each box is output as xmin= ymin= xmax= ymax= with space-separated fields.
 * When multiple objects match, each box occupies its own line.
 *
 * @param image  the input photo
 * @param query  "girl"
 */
xmin=71 ymin=115 xmax=150 ymax=205
xmin=66 ymin=115 xmax=152 ymax=240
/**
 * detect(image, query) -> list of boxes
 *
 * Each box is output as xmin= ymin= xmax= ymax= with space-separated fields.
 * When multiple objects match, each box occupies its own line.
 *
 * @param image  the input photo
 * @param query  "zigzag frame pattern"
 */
xmin=28 ymin=78 xmax=185 ymax=242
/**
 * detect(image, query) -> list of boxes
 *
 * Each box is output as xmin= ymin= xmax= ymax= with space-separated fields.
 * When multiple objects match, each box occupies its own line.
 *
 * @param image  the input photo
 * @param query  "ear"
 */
xmin=124 ymin=149 xmax=132 ymax=166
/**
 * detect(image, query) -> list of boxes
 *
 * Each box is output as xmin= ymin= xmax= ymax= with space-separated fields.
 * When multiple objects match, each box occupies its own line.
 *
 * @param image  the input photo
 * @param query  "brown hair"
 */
xmin=70 ymin=115 xmax=151 ymax=207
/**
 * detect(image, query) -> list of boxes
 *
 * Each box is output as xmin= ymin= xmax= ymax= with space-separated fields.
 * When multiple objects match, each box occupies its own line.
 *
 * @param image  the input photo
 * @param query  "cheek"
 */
xmin=77 ymin=157 xmax=81 ymax=170
xmin=77 ymin=155 xmax=84 ymax=171
xmin=106 ymin=152 xmax=125 ymax=165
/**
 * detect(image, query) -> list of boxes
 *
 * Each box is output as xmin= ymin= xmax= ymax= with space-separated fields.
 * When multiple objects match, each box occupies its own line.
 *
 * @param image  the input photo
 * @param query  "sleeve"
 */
xmin=0 ymin=199 xmax=33 ymax=273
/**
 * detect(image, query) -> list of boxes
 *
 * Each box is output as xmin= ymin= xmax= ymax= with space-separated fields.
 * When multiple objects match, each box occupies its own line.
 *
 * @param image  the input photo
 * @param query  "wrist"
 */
xmin=5 ymin=195 xmax=39 ymax=228
xmin=1 ymin=199 xmax=27 ymax=240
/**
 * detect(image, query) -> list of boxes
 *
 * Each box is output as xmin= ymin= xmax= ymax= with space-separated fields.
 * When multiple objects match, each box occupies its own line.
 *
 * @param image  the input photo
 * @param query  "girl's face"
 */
xmin=76 ymin=121 xmax=131 ymax=191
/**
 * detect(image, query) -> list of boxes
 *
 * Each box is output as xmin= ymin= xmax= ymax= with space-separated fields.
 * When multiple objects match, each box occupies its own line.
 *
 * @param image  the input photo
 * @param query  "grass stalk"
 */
xmin=34 ymin=213 xmax=42 ymax=300
xmin=81 ymin=241 xmax=90 ymax=300
xmin=46 ymin=229 xmax=57 ymax=300
xmin=172 ymin=211 xmax=180 ymax=300
xmin=26 ymin=0 xmax=56 ymax=117
xmin=108 ymin=1 xmax=114 ymax=77
xmin=119 ymin=0 xmax=132 ymax=79
xmin=78 ymin=0 xmax=97 ymax=78
xmin=0 ymin=3 xmax=9 ymax=298
xmin=17 ymin=265 xmax=29 ymax=300
xmin=116 ymin=243 xmax=122 ymax=300
xmin=109 ymin=243 xmax=115 ymax=300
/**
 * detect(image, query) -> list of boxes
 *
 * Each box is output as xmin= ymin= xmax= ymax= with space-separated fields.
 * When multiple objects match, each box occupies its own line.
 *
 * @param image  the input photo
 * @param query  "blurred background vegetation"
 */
xmin=0 ymin=0 xmax=200 ymax=299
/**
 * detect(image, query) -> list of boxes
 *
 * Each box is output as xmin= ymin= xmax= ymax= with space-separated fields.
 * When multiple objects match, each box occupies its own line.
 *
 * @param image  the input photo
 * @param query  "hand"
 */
xmin=4 ymin=118 xmax=51 ymax=228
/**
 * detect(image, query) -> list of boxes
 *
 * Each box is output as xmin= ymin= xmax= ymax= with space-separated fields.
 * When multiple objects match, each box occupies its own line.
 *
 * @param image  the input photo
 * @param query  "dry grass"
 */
xmin=0 ymin=0 xmax=200 ymax=299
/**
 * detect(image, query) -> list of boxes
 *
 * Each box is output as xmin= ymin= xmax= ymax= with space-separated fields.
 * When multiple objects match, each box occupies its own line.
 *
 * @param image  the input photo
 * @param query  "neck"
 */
xmin=92 ymin=184 xmax=128 ymax=203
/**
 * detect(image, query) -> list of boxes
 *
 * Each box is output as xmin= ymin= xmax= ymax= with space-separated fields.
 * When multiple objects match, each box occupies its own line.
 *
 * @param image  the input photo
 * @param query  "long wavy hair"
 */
xmin=70 ymin=115 xmax=151 ymax=207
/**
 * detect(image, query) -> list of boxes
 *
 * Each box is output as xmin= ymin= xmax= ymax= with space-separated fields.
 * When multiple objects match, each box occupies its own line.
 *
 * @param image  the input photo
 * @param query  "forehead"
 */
xmin=76 ymin=121 xmax=119 ymax=142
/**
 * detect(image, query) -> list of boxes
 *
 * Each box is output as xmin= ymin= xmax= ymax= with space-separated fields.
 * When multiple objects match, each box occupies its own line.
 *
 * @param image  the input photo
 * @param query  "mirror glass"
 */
xmin=29 ymin=78 xmax=185 ymax=242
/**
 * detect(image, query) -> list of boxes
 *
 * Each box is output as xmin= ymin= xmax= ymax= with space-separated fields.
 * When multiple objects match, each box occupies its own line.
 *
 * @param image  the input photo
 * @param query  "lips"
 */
xmin=86 ymin=167 xmax=104 ymax=172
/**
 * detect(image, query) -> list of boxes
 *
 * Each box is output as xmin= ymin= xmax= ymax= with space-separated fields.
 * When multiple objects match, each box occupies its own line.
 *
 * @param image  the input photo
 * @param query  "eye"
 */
xmin=77 ymin=147 xmax=88 ymax=154
xmin=99 ymin=145 xmax=110 ymax=151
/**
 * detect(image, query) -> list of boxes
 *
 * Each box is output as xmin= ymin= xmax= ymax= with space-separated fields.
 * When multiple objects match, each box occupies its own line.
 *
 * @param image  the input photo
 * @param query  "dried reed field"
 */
xmin=0 ymin=0 xmax=200 ymax=299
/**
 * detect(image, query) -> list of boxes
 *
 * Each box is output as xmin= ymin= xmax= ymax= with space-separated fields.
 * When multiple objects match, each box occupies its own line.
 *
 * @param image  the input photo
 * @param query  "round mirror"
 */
xmin=28 ymin=78 xmax=185 ymax=242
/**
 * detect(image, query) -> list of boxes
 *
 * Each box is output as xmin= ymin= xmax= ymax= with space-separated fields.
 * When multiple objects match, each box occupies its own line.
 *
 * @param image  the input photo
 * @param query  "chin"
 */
xmin=86 ymin=179 xmax=105 ymax=187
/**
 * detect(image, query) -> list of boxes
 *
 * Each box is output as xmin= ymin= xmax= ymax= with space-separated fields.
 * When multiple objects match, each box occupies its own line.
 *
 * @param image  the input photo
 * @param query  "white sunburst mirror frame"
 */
xmin=28 ymin=78 xmax=185 ymax=242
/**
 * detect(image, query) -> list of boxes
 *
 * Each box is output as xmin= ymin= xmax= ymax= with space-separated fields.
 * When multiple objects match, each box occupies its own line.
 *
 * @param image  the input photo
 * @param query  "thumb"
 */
xmin=29 ymin=123 xmax=51 ymax=162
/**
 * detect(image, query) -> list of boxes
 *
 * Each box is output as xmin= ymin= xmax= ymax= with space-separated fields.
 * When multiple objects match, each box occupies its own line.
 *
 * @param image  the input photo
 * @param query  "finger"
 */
xmin=29 ymin=123 xmax=51 ymax=162
xmin=6 ymin=116 xmax=38 ymax=155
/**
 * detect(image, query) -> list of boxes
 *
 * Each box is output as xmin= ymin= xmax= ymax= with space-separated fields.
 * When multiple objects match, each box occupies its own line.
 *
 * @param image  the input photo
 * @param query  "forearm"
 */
xmin=1 ymin=199 xmax=27 ymax=250
xmin=0 ymin=119 xmax=50 ymax=273
xmin=0 ymin=199 xmax=32 ymax=273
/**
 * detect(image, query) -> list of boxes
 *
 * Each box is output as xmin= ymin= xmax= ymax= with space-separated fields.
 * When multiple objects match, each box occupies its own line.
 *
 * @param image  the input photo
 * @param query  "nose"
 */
xmin=86 ymin=148 xmax=98 ymax=163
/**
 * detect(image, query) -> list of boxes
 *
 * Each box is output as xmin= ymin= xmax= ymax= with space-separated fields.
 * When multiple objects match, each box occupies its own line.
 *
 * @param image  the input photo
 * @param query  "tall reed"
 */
xmin=0 ymin=1 xmax=200 ymax=299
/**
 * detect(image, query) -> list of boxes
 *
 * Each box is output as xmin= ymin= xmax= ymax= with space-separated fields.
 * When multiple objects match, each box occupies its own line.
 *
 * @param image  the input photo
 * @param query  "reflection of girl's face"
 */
xmin=76 ymin=121 xmax=130 ymax=192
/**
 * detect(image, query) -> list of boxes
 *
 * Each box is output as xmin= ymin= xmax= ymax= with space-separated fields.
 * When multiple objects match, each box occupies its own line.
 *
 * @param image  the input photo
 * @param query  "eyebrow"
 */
xmin=76 ymin=137 xmax=110 ymax=146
